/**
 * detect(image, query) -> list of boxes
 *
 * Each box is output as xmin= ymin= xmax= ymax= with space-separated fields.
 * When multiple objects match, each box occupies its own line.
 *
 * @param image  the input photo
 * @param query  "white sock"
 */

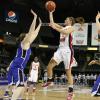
xmin=68 ymin=85 xmax=73 ymax=88
xmin=48 ymin=77 xmax=52 ymax=79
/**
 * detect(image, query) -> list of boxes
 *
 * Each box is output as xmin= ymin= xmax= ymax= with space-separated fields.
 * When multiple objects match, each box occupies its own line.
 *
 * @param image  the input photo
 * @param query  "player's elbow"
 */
xmin=64 ymin=29 xmax=74 ymax=34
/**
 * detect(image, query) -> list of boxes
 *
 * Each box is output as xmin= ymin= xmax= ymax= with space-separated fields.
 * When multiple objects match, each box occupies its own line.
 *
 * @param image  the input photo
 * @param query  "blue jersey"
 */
xmin=10 ymin=43 xmax=31 ymax=69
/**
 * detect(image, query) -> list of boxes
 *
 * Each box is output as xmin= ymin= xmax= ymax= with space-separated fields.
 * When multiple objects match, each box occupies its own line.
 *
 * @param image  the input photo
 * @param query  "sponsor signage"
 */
xmin=5 ymin=11 xmax=18 ymax=23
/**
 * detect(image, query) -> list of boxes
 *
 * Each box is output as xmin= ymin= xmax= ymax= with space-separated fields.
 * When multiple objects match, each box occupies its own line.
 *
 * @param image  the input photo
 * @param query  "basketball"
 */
xmin=45 ymin=1 xmax=56 ymax=12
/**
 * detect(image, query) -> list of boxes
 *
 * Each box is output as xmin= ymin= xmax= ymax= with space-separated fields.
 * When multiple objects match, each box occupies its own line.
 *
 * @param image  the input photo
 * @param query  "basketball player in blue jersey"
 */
xmin=42 ymin=10 xmax=76 ymax=100
xmin=89 ymin=59 xmax=100 ymax=96
xmin=4 ymin=9 xmax=42 ymax=100
xmin=88 ymin=12 xmax=100 ymax=96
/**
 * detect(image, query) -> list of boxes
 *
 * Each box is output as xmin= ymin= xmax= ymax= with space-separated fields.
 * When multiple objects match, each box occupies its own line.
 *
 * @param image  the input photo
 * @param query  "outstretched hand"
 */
xmin=98 ymin=11 xmax=100 ymax=15
xmin=49 ymin=9 xmax=55 ymax=13
xmin=88 ymin=60 xmax=96 ymax=66
xmin=31 ymin=9 xmax=37 ymax=17
xmin=96 ymin=11 xmax=100 ymax=19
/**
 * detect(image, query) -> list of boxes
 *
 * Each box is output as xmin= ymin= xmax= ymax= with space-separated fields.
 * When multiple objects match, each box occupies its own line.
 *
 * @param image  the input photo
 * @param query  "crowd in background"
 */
xmin=42 ymin=72 xmax=98 ymax=87
xmin=0 ymin=66 xmax=99 ymax=87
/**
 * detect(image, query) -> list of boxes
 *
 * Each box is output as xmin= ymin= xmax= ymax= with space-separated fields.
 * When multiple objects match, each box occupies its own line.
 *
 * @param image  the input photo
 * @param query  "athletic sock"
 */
xmin=68 ymin=85 xmax=73 ymax=92
xmin=68 ymin=87 xmax=73 ymax=92
xmin=47 ymin=77 xmax=53 ymax=82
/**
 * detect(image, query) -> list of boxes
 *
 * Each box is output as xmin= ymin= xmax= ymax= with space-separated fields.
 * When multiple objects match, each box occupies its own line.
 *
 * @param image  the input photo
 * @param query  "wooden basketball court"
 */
xmin=0 ymin=84 xmax=100 ymax=100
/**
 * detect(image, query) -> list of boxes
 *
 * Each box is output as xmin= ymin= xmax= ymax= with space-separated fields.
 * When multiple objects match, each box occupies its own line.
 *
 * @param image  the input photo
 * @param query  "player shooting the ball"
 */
xmin=43 ymin=1 xmax=77 ymax=100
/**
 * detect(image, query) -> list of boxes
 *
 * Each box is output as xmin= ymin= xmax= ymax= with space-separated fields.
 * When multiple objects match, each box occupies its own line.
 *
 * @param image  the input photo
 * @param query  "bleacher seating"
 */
xmin=0 ymin=77 xmax=8 ymax=85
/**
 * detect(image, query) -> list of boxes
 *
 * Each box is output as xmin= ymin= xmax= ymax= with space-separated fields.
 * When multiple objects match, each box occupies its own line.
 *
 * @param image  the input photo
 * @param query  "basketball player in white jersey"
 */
xmin=4 ymin=10 xmax=42 ymax=100
xmin=42 ymin=10 xmax=75 ymax=100
xmin=26 ymin=56 xmax=40 ymax=94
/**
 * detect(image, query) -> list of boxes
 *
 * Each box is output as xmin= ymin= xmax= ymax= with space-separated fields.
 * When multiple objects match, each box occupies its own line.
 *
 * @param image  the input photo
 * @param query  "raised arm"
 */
xmin=96 ymin=61 xmax=100 ymax=65
xmin=50 ymin=22 xmax=74 ymax=35
xmin=24 ymin=18 xmax=41 ymax=44
xmin=49 ymin=11 xmax=54 ymax=23
xmin=49 ymin=11 xmax=74 ymax=34
xmin=28 ymin=9 xmax=37 ymax=32
xmin=88 ymin=60 xmax=100 ymax=65
xmin=49 ymin=11 xmax=63 ymax=29
xmin=94 ymin=36 xmax=100 ymax=42
xmin=21 ymin=10 xmax=42 ymax=50
xmin=96 ymin=12 xmax=100 ymax=30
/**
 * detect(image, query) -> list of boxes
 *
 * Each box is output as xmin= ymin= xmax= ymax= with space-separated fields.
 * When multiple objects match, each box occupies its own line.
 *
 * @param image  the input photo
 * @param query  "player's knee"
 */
xmin=48 ymin=59 xmax=57 ymax=68
xmin=65 ymin=69 xmax=72 ymax=76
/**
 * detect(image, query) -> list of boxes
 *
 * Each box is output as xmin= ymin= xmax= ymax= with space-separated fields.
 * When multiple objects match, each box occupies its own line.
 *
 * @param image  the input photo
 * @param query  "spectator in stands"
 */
xmin=0 ymin=68 xmax=6 ymax=78
xmin=54 ymin=74 xmax=58 ymax=85
xmin=73 ymin=74 xmax=78 ymax=85
xmin=82 ymin=73 xmax=87 ymax=86
xmin=86 ymin=74 xmax=90 ymax=86
xmin=43 ymin=70 xmax=48 ymax=83
xmin=60 ymin=73 xmax=66 ymax=85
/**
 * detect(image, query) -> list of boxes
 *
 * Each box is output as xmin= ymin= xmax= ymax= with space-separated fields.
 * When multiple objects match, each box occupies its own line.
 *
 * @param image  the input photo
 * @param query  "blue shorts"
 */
xmin=7 ymin=67 xmax=25 ymax=87
xmin=92 ymin=75 xmax=100 ymax=96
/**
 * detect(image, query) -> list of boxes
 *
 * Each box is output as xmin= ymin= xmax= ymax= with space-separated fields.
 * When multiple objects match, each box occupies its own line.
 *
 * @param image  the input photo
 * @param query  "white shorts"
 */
xmin=28 ymin=70 xmax=38 ymax=82
xmin=70 ymin=57 xmax=78 ymax=67
xmin=53 ymin=47 xmax=73 ymax=69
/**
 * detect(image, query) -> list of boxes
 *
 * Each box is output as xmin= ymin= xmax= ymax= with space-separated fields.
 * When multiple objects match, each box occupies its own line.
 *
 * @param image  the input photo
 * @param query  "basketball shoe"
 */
xmin=4 ymin=91 xmax=10 ymax=98
xmin=66 ymin=87 xmax=74 ymax=100
xmin=42 ymin=78 xmax=54 ymax=87
xmin=66 ymin=92 xmax=74 ymax=100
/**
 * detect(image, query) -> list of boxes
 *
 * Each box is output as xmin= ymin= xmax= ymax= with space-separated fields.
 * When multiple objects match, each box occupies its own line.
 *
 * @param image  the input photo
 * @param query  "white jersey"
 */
xmin=28 ymin=61 xmax=40 ymax=82
xmin=59 ymin=26 xmax=73 ymax=48
xmin=53 ymin=26 xmax=74 ymax=69
xmin=31 ymin=61 xmax=40 ymax=73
